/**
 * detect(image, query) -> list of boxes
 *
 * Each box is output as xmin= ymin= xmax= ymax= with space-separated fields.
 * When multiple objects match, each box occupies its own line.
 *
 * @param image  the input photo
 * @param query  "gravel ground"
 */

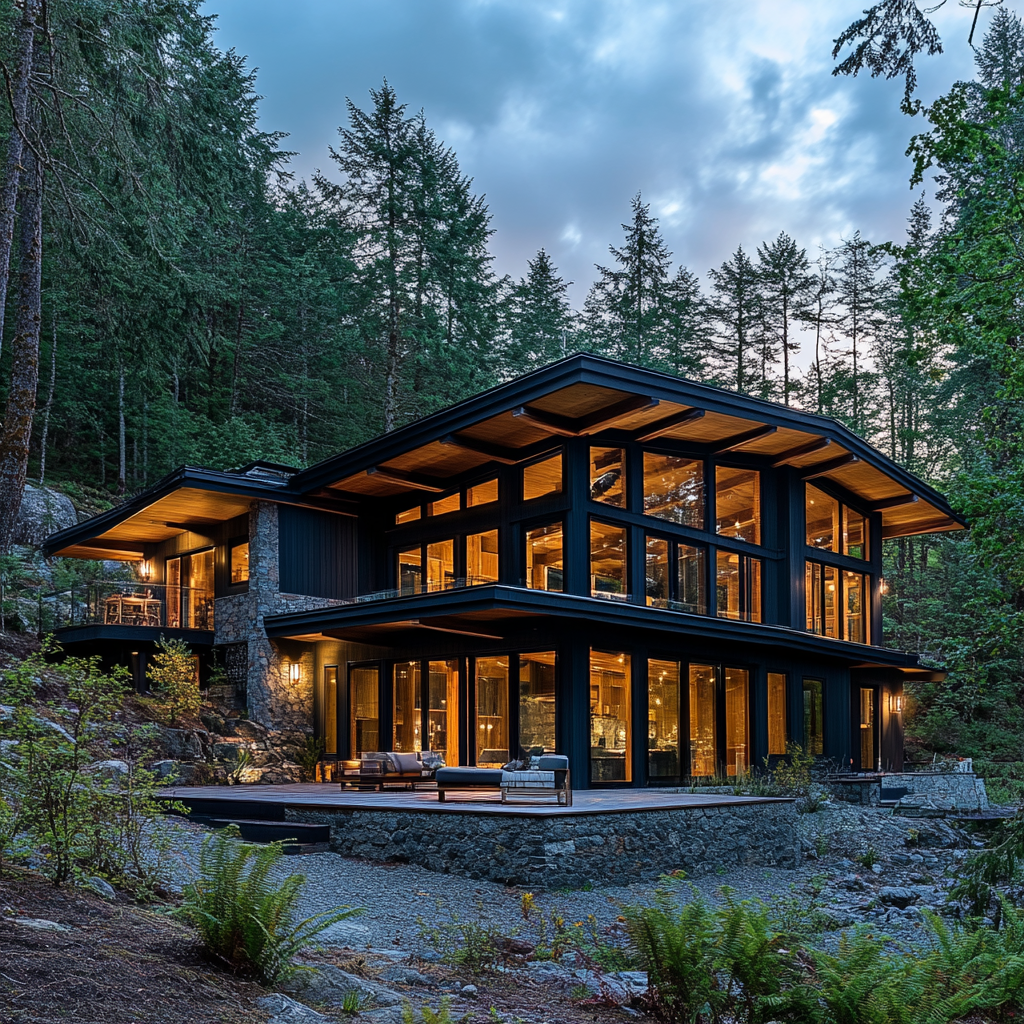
xmin=159 ymin=797 xmax=982 ymax=955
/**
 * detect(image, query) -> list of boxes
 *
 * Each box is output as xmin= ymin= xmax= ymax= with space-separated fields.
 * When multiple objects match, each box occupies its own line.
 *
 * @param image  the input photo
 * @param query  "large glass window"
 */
xmin=844 ymin=507 xmax=868 ymax=560
xmin=230 ymin=542 xmax=250 ymax=584
xmin=392 ymin=661 xmax=421 ymax=752
xmin=590 ymin=649 xmax=631 ymax=782
xmin=467 ymin=478 xmax=498 ymax=507
xmin=428 ymin=660 xmax=459 ymax=765
xmin=715 ymin=467 xmax=760 ymax=544
xmin=643 ymin=454 xmax=703 ymax=527
xmin=805 ymin=484 xmax=839 ymax=551
xmin=467 ymin=530 xmax=499 ymax=584
xmin=398 ymin=546 xmax=423 ymax=595
xmin=591 ymin=520 xmax=628 ymax=599
xmin=803 ymin=678 xmax=824 ymax=756
xmin=689 ymin=664 xmax=717 ymax=777
xmin=426 ymin=540 xmax=455 ymax=592
xmin=323 ymin=666 xmax=338 ymax=755
xmin=519 ymin=651 xmax=556 ymax=757
xmin=843 ymin=570 xmax=868 ymax=644
xmin=648 ymin=659 xmax=681 ymax=780
xmin=590 ymin=447 xmax=626 ymax=507
xmin=428 ymin=493 xmax=461 ymax=516
xmin=677 ymin=544 xmax=706 ymax=615
xmin=526 ymin=522 xmax=563 ymax=591
xmin=166 ymin=556 xmax=181 ymax=628
xmin=767 ymin=672 xmax=787 ymax=756
xmin=189 ymin=549 xmax=214 ymax=629
xmin=716 ymin=551 xmax=761 ymax=622
xmin=350 ymin=665 xmax=379 ymax=758
xmin=724 ymin=668 xmax=749 ymax=777
xmin=860 ymin=687 xmax=876 ymax=770
xmin=523 ymin=452 xmax=562 ymax=500
xmin=645 ymin=537 xmax=670 ymax=607
xmin=475 ymin=657 xmax=509 ymax=767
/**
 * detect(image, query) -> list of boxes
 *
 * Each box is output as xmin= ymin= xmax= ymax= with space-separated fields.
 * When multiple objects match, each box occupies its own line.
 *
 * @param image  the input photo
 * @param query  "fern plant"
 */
xmin=175 ymin=828 xmax=360 ymax=983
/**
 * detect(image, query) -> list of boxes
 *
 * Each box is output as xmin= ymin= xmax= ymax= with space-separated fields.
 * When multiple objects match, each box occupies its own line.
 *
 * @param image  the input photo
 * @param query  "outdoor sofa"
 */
xmin=435 ymin=754 xmax=571 ymax=804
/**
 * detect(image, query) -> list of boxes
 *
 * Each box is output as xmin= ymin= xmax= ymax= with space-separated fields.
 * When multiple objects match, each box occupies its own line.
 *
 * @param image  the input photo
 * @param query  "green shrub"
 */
xmin=296 ymin=736 xmax=325 ymax=782
xmin=145 ymin=637 xmax=202 ymax=724
xmin=950 ymin=809 xmax=1024 ymax=920
xmin=417 ymin=902 xmax=506 ymax=972
xmin=401 ymin=998 xmax=455 ymax=1024
xmin=175 ymin=829 xmax=360 ymax=983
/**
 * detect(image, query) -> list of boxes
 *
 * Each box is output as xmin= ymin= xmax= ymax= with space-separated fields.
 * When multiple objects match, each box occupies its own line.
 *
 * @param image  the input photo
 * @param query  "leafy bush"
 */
xmin=950 ymin=808 xmax=1024 ymax=919
xmin=417 ymin=902 xmax=506 ymax=972
xmin=145 ymin=636 xmax=202 ymax=724
xmin=175 ymin=828 xmax=360 ymax=984
xmin=0 ymin=642 xmax=172 ymax=889
xmin=296 ymin=736 xmax=325 ymax=782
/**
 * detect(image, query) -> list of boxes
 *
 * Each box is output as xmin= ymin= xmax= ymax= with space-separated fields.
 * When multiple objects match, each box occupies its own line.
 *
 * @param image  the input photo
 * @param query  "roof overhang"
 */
xmin=290 ymin=356 xmax=965 ymax=540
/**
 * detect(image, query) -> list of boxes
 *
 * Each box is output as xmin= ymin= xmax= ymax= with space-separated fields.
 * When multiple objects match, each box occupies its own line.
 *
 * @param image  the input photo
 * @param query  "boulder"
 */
xmin=281 ymin=966 xmax=403 ymax=1009
xmin=255 ymin=994 xmax=330 ymax=1024
xmin=14 ymin=485 xmax=78 ymax=547
xmin=879 ymin=886 xmax=918 ymax=909
xmin=309 ymin=920 xmax=371 ymax=948
xmin=158 ymin=727 xmax=206 ymax=760
xmin=85 ymin=760 xmax=129 ymax=781
xmin=14 ymin=917 xmax=72 ymax=932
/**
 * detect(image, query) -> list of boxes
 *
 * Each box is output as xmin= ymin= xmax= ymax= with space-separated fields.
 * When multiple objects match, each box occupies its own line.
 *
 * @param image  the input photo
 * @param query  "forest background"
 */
xmin=0 ymin=0 xmax=1022 ymax=781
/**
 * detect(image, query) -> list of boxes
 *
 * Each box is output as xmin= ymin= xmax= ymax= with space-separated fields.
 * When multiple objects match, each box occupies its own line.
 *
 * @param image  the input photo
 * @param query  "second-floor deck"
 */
xmin=42 ymin=582 xmax=214 ymax=634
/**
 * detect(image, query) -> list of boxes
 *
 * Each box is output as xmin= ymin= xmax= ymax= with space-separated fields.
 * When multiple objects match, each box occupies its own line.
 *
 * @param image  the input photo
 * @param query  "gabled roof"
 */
xmin=291 ymin=354 xmax=965 ymax=540
xmin=44 ymin=354 xmax=965 ymax=559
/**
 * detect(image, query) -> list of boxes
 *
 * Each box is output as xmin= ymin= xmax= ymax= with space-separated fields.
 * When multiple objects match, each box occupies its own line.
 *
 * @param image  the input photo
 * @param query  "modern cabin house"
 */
xmin=42 ymin=356 xmax=963 ymax=785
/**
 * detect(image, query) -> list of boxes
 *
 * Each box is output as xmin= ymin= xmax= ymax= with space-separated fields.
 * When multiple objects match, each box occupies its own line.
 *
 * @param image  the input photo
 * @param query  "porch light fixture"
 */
xmin=289 ymin=661 xmax=301 ymax=683
xmin=889 ymin=694 xmax=904 ymax=715
xmin=139 ymin=559 xmax=152 ymax=582
xmin=879 ymin=577 xmax=889 ymax=595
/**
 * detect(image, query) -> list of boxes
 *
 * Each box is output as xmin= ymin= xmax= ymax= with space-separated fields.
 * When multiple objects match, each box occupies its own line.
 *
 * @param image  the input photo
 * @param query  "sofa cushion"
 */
xmin=387 ymin=751 xmax=422 ymax=774
xmin=435 ymin=767 xmax=503 ymax=787
xmin=501 ymin=770 xmax=556 ymax=788
xmin=537 ymin=755 xmax=569 ymax=771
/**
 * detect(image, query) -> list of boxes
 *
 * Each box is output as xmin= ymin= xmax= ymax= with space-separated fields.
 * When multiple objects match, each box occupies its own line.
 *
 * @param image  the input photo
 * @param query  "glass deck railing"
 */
xmin=41 ymin=582 xmax=214 ymax=632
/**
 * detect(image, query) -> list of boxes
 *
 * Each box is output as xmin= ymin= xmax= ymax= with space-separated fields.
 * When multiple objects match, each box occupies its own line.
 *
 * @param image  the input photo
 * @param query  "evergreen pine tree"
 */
xmin=500 ymin=249 xmax=574 ymax=377
xmin=708 ymin=246 xmax=761 ymax=393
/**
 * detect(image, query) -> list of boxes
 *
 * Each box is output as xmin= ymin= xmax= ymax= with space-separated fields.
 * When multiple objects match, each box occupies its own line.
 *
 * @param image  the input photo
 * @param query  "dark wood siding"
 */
xmin=279 ymin=506 xmax=357 ymax=599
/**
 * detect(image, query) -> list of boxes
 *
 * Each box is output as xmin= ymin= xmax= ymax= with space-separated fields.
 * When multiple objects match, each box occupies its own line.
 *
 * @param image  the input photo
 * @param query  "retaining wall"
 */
xmin=288 ymin=801 xmax=799 ymax=887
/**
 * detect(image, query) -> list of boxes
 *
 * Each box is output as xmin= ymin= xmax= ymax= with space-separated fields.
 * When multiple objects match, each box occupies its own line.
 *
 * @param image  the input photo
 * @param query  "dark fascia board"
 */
xmin=264 ymin=584 xmax=923 ymax=669
xmin=287 ymin=354 xmax=965 ymax=527
xmin=41 ymin=465 xmax=358 ymax=557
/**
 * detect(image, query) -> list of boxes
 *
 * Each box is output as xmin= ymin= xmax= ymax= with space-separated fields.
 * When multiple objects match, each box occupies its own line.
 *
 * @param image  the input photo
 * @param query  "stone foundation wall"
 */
xmin=288 ymin=801 xmax=798 ymax=888
xmin=213 ymin=500 xmax=344 ymax=737
xmin=886 ymin=772 xmax=989 ymax=813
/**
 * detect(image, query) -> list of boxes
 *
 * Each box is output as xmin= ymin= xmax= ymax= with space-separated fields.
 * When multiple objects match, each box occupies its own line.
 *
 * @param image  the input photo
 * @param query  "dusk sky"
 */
xmin=202 ymin=1 xmax=983 ymax=309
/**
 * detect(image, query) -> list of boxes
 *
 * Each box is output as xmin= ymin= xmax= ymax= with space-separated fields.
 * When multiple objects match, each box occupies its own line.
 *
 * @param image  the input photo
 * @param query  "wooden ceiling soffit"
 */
xmin=802 ymin=454 xmax=860 ymax=480
xmin=61 ymin=543 xmax=144 ymax=560
xmin=882 ymin=516 xmax=962 ymax=539
xmin=710 ymin=424 xmax=777 ymax=454
xmin=365 ymin=466 xmax=446 ymax=493
xmin=410 ymin=617 xmax=504 ymax=639
xmin=870 ymin=493 xmax=918 ymax=512
xmin=635 ymin=408 xmax=705 ymax=442
xmin=439 ymin=433 xmax=519 ymax=465
xmin=512 ymin=394 xmax=659 ymax=437
xmin=771 ymin=437 xmax=832 ymax=467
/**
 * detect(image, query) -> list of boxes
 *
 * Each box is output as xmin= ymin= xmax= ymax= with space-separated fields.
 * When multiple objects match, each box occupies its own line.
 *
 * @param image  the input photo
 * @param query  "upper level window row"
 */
xmin=591 ymin=447 xmax=761 ymax=545
xmin=805 ymin=483 xmax=868 ymax=560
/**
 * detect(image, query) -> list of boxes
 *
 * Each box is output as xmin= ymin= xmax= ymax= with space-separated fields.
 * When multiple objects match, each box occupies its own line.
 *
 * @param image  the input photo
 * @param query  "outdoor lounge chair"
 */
xmin=352 ymin=751 xmax=434 ymax=790
xmin=501 ymin=755 xmax=572 ymax=805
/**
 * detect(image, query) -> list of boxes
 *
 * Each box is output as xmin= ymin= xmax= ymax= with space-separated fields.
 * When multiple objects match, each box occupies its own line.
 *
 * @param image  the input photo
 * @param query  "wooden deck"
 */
xmin=160 ymin=783 xmax=792 ymax=818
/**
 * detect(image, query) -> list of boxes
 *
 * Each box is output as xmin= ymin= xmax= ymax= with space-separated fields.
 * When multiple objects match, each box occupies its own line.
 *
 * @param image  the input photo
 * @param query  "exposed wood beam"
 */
xmin=801 ymin=454 xmax=860 ymax=480
xmin=771 ymin=437 xmax=832 ymax=468
xmin=576 ymin=394 xmax=659 ymax=432
xmin=439 ymin=433 xmax=519 ymax=465
xmin=513 ymin=394 xmax=658 ymax=437
xmin=411 ymin=618 xmax=503 ymax=640
xmin=365 ymin=466 xmax=446 ymax=493
xmin=711 ymin=424 xmax=777 ymax=453
xmin=635 ymin=407 xmax=705 ymax=442
xmin=869 ymin=493 xmax=918 ymax=512
xmin=511 ymin=404 xmax=580 ymax=436
xmin=75 ymin=538 xmax=145 ymax=554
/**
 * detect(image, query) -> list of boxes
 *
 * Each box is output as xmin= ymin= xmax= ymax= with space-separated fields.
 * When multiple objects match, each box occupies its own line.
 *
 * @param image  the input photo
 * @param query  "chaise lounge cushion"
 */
xmin=435 ymin=767 xmax=503 ymax=788
xmin=386 ymin=751 xmax=423 ymax=774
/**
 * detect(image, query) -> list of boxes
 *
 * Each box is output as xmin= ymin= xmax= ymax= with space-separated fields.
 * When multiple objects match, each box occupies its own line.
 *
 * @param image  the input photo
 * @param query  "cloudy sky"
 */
xmin=203 ymin=0 xmax=983 ymax=307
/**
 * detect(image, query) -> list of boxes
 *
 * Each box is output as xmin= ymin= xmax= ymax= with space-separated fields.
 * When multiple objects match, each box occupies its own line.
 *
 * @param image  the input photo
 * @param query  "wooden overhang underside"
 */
xmin=318 ymin=377 xmax=963 ymax=540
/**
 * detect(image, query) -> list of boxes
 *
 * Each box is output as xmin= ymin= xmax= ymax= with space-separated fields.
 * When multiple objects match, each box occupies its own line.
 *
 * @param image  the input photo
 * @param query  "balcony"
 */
xmin=42 ymin=582 xmax=214 ymax=633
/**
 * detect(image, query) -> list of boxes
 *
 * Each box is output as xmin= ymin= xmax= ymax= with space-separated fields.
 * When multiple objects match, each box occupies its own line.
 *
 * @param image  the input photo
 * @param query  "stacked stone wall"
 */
xmin=289 ymin=801 xmax=798 ymax=887
xmin=213 ymin=501 xmax=344 ymax=738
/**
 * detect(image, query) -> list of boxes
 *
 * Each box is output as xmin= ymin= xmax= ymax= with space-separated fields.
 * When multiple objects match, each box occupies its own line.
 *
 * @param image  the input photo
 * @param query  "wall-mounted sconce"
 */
xmin=879 ymin=577 xmax=889 ymax=595
xmin=139 ymin=559 xmax=152 ymax=582
xmin=289 ymin=660 xmax=301 ymax=683
xmin=889 ymin=693 xmax=904 ymax=715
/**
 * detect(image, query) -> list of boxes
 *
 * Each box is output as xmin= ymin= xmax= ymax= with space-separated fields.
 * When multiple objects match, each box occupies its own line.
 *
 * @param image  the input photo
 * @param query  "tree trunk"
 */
xmin=38 ymin=310 xmax=57 ymax=484
xmin=117 ymin=363 xmax=126 ymax=495
xmin=0 ymin=0 xmax=40 ymax=359
xmin=0 ymin=150 xmax=43 ymax=553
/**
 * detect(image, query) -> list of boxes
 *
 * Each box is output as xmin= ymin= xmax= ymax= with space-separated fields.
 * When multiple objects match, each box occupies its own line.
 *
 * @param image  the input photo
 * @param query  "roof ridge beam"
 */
xmin=870 ymin=493 xmax=918 ymax=512
xmin=513 ymin=394 xmax=658 ymax=437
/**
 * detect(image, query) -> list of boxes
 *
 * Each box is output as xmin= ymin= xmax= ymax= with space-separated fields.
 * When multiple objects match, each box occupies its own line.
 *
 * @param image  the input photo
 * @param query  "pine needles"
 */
xmin=175 ymin=829 xmax=360 ymax=984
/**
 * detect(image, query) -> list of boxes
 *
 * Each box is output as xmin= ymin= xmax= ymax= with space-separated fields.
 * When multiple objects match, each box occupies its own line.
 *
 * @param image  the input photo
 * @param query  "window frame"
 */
xmin=644 ymin=530 xmax=708 ymax=615
xmin=714 ymin=549 xmax=762 ymax=623
xmin=395 ymin=529 xmax=502 ymax=593
xmin=803 ymin=481 xmax=870 ymax=563
xmin=227 ymin=537 xmax=250 ymax=590
xmin=589 ymin=517 xmax=630 ymax=600
xmin=524 ymin=517 xmax=565 ymax=592
xmin=804 ymin=557 xmax=870 ymax=644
